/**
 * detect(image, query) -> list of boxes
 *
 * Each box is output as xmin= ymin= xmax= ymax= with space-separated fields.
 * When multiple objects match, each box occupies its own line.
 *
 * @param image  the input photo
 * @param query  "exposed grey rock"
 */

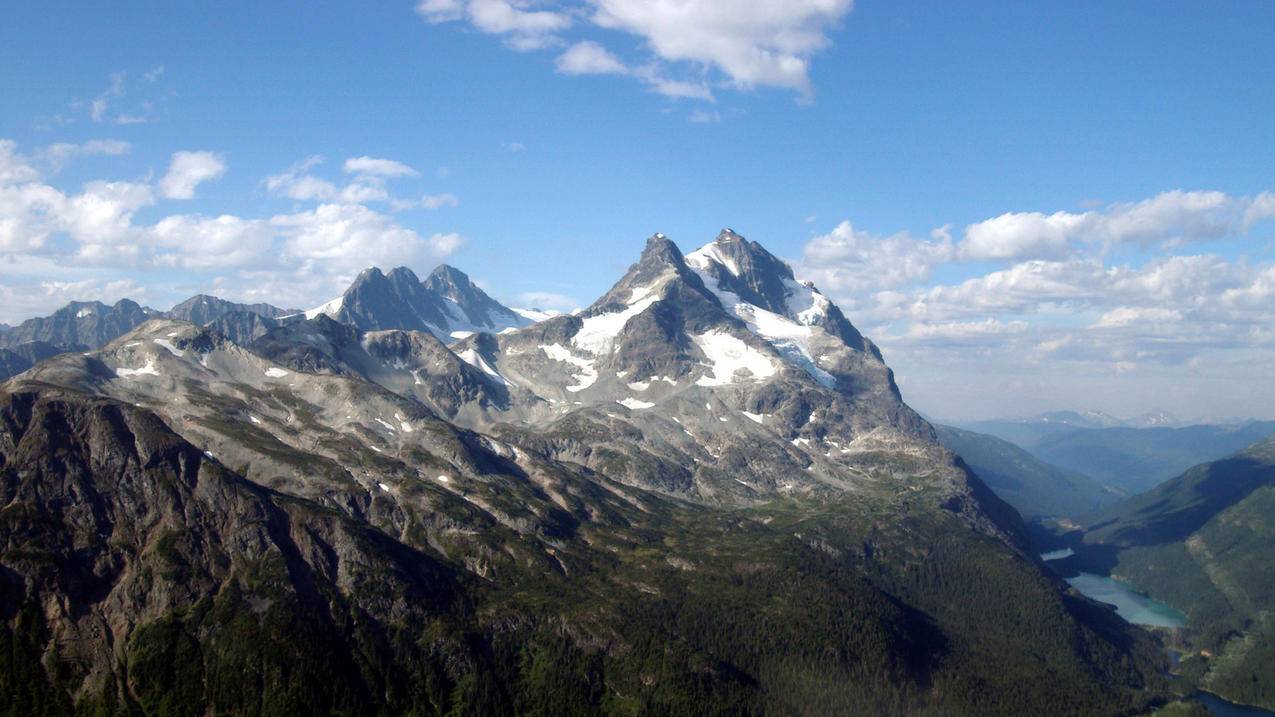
xmin=304 ymin=264 xmax=531 ymax=342
xmin=0 ymin=340 xmax=69 ymax=380
xmin=425 ymin=264 xmax=531 ymax=334
xmin=166 ymin=293 xmax=295 ymax=324
xmin=0 ymin=299 xmax=155 ymax=349
xmin=205 ymin=310 xmax=281 ymax=344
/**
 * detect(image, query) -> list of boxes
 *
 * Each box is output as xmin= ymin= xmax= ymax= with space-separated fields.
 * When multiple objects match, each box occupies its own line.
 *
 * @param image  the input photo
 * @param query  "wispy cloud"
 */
xmin=343 ymin=156 xmax=420 ymax=178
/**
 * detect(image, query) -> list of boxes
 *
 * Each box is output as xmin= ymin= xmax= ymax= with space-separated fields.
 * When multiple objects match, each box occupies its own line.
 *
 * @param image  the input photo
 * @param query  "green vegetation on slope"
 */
xmin=0 ymin=391 xmax=1172 ymax=716
xmin=1079 ymin=436 xmax=1275 ymax=710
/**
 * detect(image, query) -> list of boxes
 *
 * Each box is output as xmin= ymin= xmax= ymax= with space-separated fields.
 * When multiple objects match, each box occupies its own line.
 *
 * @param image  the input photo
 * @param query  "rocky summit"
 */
xmin=0 ymin=231 xmax=1170 ymax=715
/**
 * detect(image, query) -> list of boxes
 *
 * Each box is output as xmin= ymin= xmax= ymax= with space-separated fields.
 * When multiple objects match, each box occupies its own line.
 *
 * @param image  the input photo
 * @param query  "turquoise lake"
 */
xmin=1064 ymin=572 xmax=1188 ymax=628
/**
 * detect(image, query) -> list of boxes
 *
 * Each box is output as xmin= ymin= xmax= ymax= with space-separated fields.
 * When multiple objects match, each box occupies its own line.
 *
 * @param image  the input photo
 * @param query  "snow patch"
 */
xmin=152 ymin=338 xmax=184 ymax=357
xmin=457 ymin=347 xmax=510 ymax=386
xmin=435 ymin=474 xmax=450 ymax=483
xmin=539 ymin=343 xmax=598 ymax=392
xmin=117 ymin=359 xmax=160 ymax=378
xmin=785 ymin=279 xmax=830 ymax=324
xmin=572 ymin=296 xmax=658 ymax=354
xmin=450 ymin=330 xmax=475 ymax=340
xmin=617 ymin=398 xmax=655 ymax=410
xmin=249 ymin=415 xmax=261 ymax=425
xmin=374 ymin=418 xmax=397 ymax=432
xmin=378 ymin=482 xmax=391 ymax=492
xmin=742 ymin=411 xmax=766 ymax=424
xmin=685 ymin=239 xmax=740 ymax=276
xmin=511 ymin=307 xmax=559 ymax=322
xmin=688 ymin=256 xmax=836 ymax=388
xmin=626 ymin=279 xmax=665 ymax=305
xmin=692 ymin=331 xmax=776 ymax=386
xmin=304 ymin=295 xmax=344 ymax=320
xmin=264 ymin=367 xmax=289 ymax=378
xmin=627 ymin=381 xmax=650 ymax=391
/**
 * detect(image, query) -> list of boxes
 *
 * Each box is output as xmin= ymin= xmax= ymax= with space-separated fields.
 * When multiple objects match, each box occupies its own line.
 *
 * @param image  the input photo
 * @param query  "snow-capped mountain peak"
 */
xmin=298 ymin=263 xmax=533 ymax=342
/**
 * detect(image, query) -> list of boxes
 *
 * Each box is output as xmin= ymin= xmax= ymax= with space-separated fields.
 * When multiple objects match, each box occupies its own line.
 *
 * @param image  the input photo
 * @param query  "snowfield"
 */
xmin=539 ymin=343 xmax=598 ymax=392
xmin=692 ymin=331 xmax=776 ymax=386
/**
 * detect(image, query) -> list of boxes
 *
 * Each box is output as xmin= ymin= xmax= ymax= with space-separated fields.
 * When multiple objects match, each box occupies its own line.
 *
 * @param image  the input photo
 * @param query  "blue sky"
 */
xmin=2 ymin=1 xmax=1274 ymax=420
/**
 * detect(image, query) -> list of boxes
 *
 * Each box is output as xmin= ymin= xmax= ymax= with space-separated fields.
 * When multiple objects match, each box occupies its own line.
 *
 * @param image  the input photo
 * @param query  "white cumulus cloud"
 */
xmin=159 ymin=151 xmax=227 ymax=199
xmin=418 ymin=0 xmax=855 ymax=100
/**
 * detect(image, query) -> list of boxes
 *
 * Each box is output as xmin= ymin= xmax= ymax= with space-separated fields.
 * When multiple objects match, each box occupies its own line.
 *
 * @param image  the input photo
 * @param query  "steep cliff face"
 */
xmin=0 ymin=390 xmax=477 ymax=714
xmin=0 ymin=300 xmax=154 ymax=353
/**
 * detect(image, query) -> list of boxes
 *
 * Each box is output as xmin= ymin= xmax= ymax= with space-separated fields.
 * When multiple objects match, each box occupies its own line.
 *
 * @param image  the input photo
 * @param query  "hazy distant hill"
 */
xmin=1033 ymin=422 xmax=1275 ymax=495
xmin=935 ymin=424 xmax=1120 ymax=519
xmin=960 ymin=410 xmax=1123 ymax=448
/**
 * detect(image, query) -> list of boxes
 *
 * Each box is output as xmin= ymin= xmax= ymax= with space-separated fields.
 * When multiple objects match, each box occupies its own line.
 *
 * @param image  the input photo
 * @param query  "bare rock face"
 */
xmin=0 ymin=390 xmax=475 ymax=714
xmin=0 ymin=299 xmax=155 ymax=351
xmin=166 ymin=294 xmax=294 ymax=324
xmin=424 ymin=264 xmax=530 ymax=333
xmin=303 ymin=264 xmax=530 ymax=342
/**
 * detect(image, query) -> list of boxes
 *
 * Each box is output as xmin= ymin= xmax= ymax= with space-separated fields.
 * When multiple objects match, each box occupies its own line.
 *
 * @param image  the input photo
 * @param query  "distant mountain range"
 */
xmin=934 ymin=424 xmax=1121 ymax=520
xmin=0 ymin=229 xmax=1169 ymax=715
xmin=298 ymin=263 xmax=533 ymax=340
xmin=0 ymin=298 xmax=158 ymax=352
xmin=0 ymin=263 xmax=536 ymax=380
xmin=959 ymin=412 xmax=1275 ymax=496
xmin=960 ymin=409 xmax=1178 ymax=446
xmin=1030 ymin=422 xmax=1275 ymax=495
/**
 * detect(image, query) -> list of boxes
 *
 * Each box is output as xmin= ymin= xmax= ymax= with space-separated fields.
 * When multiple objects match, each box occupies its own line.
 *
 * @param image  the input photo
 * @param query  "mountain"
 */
xmin=0 ymin=298 xmax=155 ymax=350
xmin=0 ymin=230 xmax=1172 ymax=714
xmin=0 ymin=297 xmax=292 ymax=377
xmin=304 ymin=264 xmax=531 ymax=341
xmin=205 ymin=310 xmax=281 ymax=344
xmin=0 ymin=341 xmax=68 ymax=380
xmin=1125 ymin=411 xmax=1182 ymax=428
xmin=423 ymin=264 xmax=532 ymax=336
xmin=166 ymin=294 xmax=295 ymax=324
xmin=934 ymin=424 xmax=1120 ymax=519
xmin=961 ymin=410 xmax=1125 ymax=447
xmin=1075 ymin=436 xmax=1275 ymax=710
xmin=1032 ymin=422 xmax=1275 ymax=495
